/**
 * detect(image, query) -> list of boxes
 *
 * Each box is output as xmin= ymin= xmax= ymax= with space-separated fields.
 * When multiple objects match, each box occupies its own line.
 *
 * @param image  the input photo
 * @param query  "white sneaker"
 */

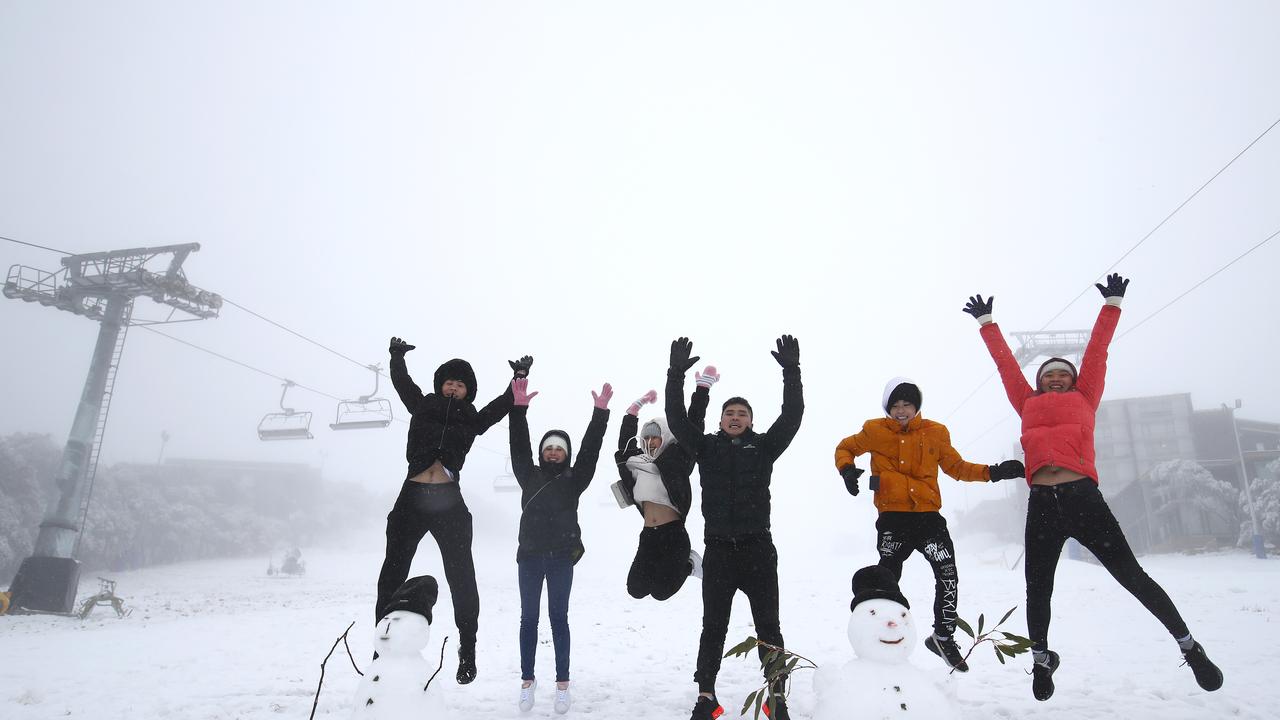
xmin=554 ymin=683 xmax=571 ymax=714
xmin=689 ymin=549 xmax=704 ymax=579
xmin=519 ymin=679 xmax=537 ymax=712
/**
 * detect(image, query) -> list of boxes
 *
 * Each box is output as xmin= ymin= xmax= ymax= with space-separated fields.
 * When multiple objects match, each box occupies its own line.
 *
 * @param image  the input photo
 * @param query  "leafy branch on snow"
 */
xmin=723 ymin=636 xmax=819 ymax=719
xmin=953 ymin=606 xmax=1033 ymax=674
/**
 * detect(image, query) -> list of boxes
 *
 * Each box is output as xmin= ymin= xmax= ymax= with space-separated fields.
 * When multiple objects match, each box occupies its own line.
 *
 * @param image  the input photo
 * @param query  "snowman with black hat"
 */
xmin=813 ymin=565 xmax=959 ymax=720
xmin=352 ymin=575 xmax=453 ymax=719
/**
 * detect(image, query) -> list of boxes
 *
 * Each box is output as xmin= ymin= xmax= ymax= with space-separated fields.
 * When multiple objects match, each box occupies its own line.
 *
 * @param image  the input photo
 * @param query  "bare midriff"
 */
xmin=1030 ymin=465 xmax=1089 ymax=487
xmin=408 ymin=461 xmax=455 ymax=484
xmin=642 ymin=501 xmax=681 ymax=528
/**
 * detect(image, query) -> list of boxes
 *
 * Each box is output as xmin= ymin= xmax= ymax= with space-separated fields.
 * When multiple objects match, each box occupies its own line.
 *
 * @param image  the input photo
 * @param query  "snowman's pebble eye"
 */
xmin=869 ymin=609 xmax=876 ymax=615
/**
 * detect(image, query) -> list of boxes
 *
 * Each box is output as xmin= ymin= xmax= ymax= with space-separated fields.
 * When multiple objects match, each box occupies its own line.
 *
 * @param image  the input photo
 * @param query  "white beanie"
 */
xmin=540 ymin=434 xmax=569 ymax=453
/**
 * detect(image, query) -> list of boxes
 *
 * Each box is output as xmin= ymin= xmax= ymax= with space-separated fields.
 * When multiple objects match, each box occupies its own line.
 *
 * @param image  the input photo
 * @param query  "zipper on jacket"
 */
xmin=437 ymin=394 xmax=453 ymax=449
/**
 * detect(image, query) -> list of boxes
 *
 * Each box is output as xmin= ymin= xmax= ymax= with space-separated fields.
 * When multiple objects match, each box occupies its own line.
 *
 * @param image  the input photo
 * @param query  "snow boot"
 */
xmin=1181 ymin=642 xmax=1223 ymax=691
xmin=689 ymin=549 xmax=704 ymax=580
xmin=518 ymin=679 xmax=537 ymax=712
xmin=456 ymin=645 xmax=477 ymax=685
xmin=689 ymin=695 xmax=724 ymax=720
xmin=554 ymin=683 xmax=572 ymax=714
xmin=924 ymin=633 xmax=970 ymax=672
xmin=1031 ymin=650 xmax=1060 ymax=701
xmin=762 ymin=695 xmax=790 ymax=720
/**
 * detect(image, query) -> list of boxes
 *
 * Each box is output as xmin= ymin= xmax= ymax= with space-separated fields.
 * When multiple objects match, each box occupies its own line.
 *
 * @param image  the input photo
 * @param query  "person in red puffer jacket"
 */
xmin=965 ymin=274 xmax=1222 ymax=702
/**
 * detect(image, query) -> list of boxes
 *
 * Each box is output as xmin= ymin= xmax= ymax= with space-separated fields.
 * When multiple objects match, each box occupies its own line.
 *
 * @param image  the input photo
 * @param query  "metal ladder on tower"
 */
xmin=72 ymin=302 xmax=133 ymax=558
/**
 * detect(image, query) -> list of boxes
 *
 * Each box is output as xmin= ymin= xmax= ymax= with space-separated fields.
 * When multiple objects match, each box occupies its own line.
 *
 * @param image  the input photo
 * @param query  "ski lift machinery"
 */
xmin=257 ymin=380 xmax=314 ymax=440
xmin=330 ymin=364 xmax=393 ymax=431
xmin=493 ymin=456 xmax=519 ymax=493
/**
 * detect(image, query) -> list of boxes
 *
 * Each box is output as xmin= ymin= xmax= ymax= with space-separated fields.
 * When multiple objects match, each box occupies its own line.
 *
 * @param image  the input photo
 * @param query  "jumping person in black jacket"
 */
xmin=377 ymin=336 xmax=532 ymax=685
xmin=613 ymin=368 xmax=715 ymax=601
xmin=666 ymin=336 xmax=803 ymax=720
xmin=508 ymin=377 xmax=611 ymax=715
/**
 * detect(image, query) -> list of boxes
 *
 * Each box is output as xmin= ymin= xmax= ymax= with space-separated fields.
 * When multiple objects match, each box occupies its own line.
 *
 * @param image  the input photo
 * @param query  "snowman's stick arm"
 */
xmin=424 ymin=635 xmax=451 ymax=691
xmin=310 ymin=621 xmax=358 ymax=720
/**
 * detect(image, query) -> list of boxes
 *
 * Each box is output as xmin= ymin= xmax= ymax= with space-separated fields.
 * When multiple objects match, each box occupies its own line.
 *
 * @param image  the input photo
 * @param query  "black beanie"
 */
xmin=379 ymin=575 xmax=439 ymax=623
xmin=722 ymin=396 xmax=753 ymax=415
xmin=885 ymin=382 xmax=922 ymax=415
xmin=850 ymin=565 xmax=910 ymax=612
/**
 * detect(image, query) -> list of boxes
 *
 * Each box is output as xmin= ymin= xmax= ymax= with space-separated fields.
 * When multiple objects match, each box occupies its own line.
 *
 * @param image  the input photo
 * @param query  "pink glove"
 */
xmin=511 ymin=378 xmax=539 ymax=406
xmin=628 ymin=389 xmax=658 ymax=416
xmin=695 ymin=365 xmax=719 ymax=389
xmin=592 ymin=382 xmax=614 ymax=410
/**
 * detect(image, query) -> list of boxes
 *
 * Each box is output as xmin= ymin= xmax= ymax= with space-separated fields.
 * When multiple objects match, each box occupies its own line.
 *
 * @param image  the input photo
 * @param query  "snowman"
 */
xmin=813 ymin=566 xmax=960 ymax=720
xmin=352 ymin=575 xmax=453 ymax=719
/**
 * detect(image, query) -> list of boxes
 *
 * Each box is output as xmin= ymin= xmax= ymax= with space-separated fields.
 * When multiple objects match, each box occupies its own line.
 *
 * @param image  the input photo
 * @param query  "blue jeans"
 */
xmin=518 ymin=552 xmax=574 ymax=682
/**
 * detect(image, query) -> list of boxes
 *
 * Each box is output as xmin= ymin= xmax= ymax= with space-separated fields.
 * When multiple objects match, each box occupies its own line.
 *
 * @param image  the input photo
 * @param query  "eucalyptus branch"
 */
xmin=723 ymin=636 xmax=820 ymax=719
xmin=953 ymin=607 xmax=1033 ymax=675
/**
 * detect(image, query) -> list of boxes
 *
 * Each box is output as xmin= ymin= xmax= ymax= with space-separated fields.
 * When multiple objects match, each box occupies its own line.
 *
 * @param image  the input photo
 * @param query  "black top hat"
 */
xmin=379 ymin=575 xmax=439 ymax=624
xmin=850 ymin=565 xmax=910 ymax=612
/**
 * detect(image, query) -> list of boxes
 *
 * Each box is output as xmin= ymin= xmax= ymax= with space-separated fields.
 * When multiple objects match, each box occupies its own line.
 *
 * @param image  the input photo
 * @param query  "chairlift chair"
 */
xmin=257 ymin=380 xmax=314 ymax=441
xmin=330 ymin=364 xmax=393 ymax=431
xmin=493 ymin=456 xmax=519 ymax=493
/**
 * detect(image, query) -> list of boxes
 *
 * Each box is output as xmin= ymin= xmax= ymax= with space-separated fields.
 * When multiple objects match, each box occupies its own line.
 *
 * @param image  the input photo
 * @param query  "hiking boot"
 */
xmin=1181 ymin=642 xmax=1223 ymax=691
xmin=762 ymin=694 xmax=790 ymax=719
xmin=518 ymin=680 xmax=536 ymax=712
xmin=689 ymin=695 xmax=724 ymax=720
xmin=924 ymin=634 xmax=970 ymax=672
xmin=1031 ymin=650 xmax=1060 ymax=701
xmin=456 ymin=647 xmax=477 ymax=685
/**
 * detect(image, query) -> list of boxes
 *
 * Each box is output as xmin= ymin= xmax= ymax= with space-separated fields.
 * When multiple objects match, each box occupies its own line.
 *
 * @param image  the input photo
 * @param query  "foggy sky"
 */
xmin=2 ymin=1 xmax=1278 ymax=536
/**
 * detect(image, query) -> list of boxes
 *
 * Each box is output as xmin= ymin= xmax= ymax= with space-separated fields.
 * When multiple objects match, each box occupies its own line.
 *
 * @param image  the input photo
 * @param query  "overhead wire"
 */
xmin=2 ymin=234 xmax=74 ymax=255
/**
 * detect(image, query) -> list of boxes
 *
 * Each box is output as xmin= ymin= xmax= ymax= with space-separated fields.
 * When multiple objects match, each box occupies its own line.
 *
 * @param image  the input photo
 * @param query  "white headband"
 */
xmin=541 ymin=435 xmax=569 ymax=453
xmin=1038 ymin=360 xmax=1076 ymax=379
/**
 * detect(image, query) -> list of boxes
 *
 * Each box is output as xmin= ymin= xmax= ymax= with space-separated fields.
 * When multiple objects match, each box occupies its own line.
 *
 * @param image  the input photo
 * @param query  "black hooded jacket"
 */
xmin=390 ymin=356 xmax=515 ymax=480
xmin=613 ymin=385 xmax=709 ymax=519
xmin=509 ymin=404 xmax=610 ymax=562
xmin=665 ymin=365 xmax=803 ymax=538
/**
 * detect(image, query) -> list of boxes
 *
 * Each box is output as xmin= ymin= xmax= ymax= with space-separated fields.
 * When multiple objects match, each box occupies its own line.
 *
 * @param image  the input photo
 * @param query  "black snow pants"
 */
xmin=626 ymin=521 xmax=692 ymax=601
xmin=694 ymin=532 xmax=784 ymax=695
xmin=1025 ymin=478 xmax=1189 ymax=651
xmin=875 ymin=511 xmax=959 ymax=637
xmin=376 ymin=480 xmax=479 ymax=652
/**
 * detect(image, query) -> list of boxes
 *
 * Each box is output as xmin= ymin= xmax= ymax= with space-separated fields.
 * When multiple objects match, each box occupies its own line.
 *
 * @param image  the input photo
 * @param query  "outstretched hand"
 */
xmin=592 ymin=383 xmax=614 ymax=410
xmin=962 ymin=295 xmax=995 ymax=323
xmin=389 ymin=337 xmax=416 ymax=357
xmin=670 ymin=337 xmax=700 ymax=373
xmin=628 ymin=389 xmax=658 ymax=416
xmin=695 ymin=365 xmax=720 ymax=388
xmin=771 ymin=335 xmax=800 ymax=369
xmin=509 ymin=355 xmax=534 ymax=378
xmin=988 ymin=459 xmax=1026 ymax=482
xmin=511 ymin=377 xmax=539 ymax=407
xmin=1095 ymin=273 xmax=1129 ymax=300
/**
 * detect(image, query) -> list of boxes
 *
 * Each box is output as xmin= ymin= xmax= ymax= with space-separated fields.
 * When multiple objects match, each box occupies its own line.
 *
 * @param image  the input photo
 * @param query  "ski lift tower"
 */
xmin=3 ymin=243 xmax=221 ymax=614
xmin=1009 ymin=329 xmax=1090 ymax=369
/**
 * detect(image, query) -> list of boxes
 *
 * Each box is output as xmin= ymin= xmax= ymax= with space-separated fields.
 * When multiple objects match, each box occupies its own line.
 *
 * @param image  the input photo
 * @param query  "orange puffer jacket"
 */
xmin=834 ymin=415 xmax=990 ymax=513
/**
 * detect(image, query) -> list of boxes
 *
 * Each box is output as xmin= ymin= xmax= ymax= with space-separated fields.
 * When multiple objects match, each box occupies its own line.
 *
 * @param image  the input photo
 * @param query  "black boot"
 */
xmin=456 ymin=645 xmax=477 ymax=685
xmin=1181 ymin=642 xmax=1223 ymax=691
xmin=924 ymin=634 xmax=970 ymax=672
xmin=763 ymin=694 xmax=790 ymax=720
xmin=1031 ymin=650 xmax=1060 ymax=701
xmin=689 ymin=695 xmax=724 ymax=720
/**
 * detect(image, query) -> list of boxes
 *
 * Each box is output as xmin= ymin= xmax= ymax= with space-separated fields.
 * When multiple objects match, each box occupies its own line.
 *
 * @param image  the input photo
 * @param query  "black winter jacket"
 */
xmin=391 ymin=356 xmax=514 ymax=480
xmin=510 ymin=405 xmax=610 ymax=562
xmin=665 ymin=366 xmax=803 ymax=538
xmin=614 ymin=386 xmax=710 ymax=519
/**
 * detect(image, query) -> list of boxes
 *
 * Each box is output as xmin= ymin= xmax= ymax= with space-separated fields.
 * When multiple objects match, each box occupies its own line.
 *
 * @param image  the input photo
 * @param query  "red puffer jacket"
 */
xmin=979 ymin=304 xmax=1120 ymax=485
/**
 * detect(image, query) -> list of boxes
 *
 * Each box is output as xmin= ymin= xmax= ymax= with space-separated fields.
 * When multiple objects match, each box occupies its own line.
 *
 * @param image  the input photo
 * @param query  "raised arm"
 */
xmin=388 ymin=337 xmax=424 ymax=413
xmin=1075 ymin=274 xmax=1127 ymax=406
xmin=763 ymin=335 xmax=804 ymax=459
xmin=965 ymin=295 xmax=1033 ymax=414
xmin=689 ymin=366 xmax=717 ymax=432
xmin=508 ymin=378 xmax=539 ymax=485
xmin=614 ymin=390 xmax=653 ymax=483
xmin=475 ymin=355 xmax=534 ymax=433
xmin=664 ymin=338 xmax=703 ymax=452
xmin=569 ymin=384 xmax=613 ymax=495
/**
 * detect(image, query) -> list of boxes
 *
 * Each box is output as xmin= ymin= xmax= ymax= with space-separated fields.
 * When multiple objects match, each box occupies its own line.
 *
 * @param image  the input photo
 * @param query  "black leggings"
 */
xmin=626 ymin=521 xmax=692 ymax=601
xmin=875 ymin=512 xmax=959 ymax=637
xmin=376 ymin=481 xmax=479 ymax=650
xmin=1025 ymin=479 xmax=1188 ymax=651
xmin=695 ymin=534 xmax=783 ymax=695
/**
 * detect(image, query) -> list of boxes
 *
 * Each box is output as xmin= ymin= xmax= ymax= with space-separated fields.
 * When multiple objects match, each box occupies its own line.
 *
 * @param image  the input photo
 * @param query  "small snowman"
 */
xmin=813 ymin=566 xmax=959 ymax=720
xmin=352 ymin=575 xmax=453 ymax=720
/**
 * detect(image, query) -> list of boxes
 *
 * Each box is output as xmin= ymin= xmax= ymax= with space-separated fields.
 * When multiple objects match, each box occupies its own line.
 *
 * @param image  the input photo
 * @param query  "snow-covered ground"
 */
xmin=2 ymin=499 xmax=1276 ymax=720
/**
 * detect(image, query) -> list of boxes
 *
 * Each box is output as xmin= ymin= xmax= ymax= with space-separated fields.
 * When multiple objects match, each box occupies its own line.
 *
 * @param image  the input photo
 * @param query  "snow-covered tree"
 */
xmin=1147 ymin=459 xmax=1239 ymax=543
xmin=1238 ymin=458 xmax=1280 ymax=548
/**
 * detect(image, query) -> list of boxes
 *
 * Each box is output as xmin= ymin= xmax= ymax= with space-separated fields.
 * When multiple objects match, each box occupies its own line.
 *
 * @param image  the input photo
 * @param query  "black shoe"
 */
xmin=924 ymin=634 xmax=970 ymax=673
xmin=762 ymin=694 xmax=790 ymax=720
xmin=689 ymin=696 xmax=724 ymax=720
xmin=1031 ymin=650 xmax=1060 ymax=701
xmin=456 ymin=647 xmax=477 ymax=685
xmin=1181 ymin=642 xmax=1223 ymax=691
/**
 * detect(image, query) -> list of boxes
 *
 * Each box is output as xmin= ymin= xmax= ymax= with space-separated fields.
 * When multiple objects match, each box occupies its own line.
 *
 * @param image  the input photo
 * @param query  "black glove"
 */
xmin=1095 ymin=273 xmax=1129 ymax=299
xmin=962 ymin=294 xmax=994 ymax=322
xmin=669 ymin=337 xmax=700 ymax=373
xmin=389 ymin=337 xmax=416 ymax=357
xmin=988 ymin=459 xmax=1025 ymax=482
xmin=840 ymin=465 xmax=864 ymax=496
xmin=771 ymin=335 xmax=800 ymax=369
xmin=508 ymin=355 xmax=534 ymax=378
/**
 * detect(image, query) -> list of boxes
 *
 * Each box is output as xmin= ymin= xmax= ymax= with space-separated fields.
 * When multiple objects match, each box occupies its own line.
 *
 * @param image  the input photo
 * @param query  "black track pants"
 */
xmin=376 ymin=481 xmax=479 ymax=650
xmin=694 ymin=533 xmax=784 ymax=695
xmin=1025 ymin=479 xmax=1189 ymax=651
xmin=627 ymin=522 xmax=693 ymax=601
xmin=875 ymin=511 xmax=959 ymax=637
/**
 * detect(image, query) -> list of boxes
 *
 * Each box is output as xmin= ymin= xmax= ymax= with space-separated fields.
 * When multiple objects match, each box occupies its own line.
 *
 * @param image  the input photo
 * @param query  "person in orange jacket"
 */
xmin=834 ymin=377 xmax=1024 ymax=672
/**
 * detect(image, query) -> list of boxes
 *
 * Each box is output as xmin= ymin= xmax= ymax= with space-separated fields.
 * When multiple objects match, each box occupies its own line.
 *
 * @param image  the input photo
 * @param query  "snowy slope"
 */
xmin=2 ymin=508 xmax=1275 ymax=720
